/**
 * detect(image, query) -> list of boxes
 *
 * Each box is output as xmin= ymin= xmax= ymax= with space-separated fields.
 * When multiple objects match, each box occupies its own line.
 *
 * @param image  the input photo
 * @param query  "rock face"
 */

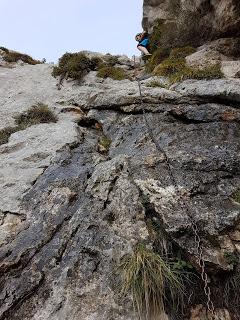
xmin=0 ymin=52 xmax=240 ymax=320
xmin=142 ymin=0 xmax=240 ymax=39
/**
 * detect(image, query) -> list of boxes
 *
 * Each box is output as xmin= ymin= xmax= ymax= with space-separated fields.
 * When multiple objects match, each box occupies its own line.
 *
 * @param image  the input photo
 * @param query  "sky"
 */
xmin=0 ymin=0 xmax=143 ymax=62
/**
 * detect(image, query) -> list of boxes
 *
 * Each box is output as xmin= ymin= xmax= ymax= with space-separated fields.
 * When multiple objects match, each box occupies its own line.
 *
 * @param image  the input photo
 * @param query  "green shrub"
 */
xmin=233 ymin=189 xmax=240 ymax=203
xmin=224 ymin=251 xmax=239 ymax=267
xmin=97 ymin=66 xmax=127 ymax=80
xmin=2 ymin=50 xmax=41 ymax=65
xmin=149 ymin=19 xmax=165 ymax=53
xmin=15 ymin=103 xmax=57 ymax=129
xmin=146 ymin=80 xmax=167 ymax=88
xmin=154 ymin=57 xmax=186 ymax=77
xmin=145 ymin=47 xmax=170 ymax=72
xmin=104 ymin=54 xmax=119 ymax=67
xmin=119 ymin=243 xmax=184 ymax=318
xmin=98 ymin=136 xmax=112 ymax=152
xmin=170 ymin=46 xmax=196 ymax=59
xmin=52 ymin=52 xmax=102 ymax=81
xmin=169 ymin=64 xmax=224 ymax=84
xmin=154 ymin=54 xmax=223 ymax=84
xmin=0 ymin=46 xmax=9 ymax=53
xmin=0 ymin=104 xmax=57 ymax=146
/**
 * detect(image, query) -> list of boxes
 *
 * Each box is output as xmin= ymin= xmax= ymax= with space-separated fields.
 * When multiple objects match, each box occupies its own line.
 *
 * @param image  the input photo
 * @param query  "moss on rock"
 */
xmin=97 ymin=66 xmax=127 ymax=80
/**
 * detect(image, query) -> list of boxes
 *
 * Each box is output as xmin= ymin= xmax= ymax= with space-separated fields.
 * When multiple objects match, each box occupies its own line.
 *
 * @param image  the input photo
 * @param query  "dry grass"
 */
xmin=97 ymin=66 xmax=127 ymax=80
xmin=232 ymin=189 xmax=240 ymax=203
xmin=146 ymin=81 xmax=167 ymax=88
xmin=119 ymin=244 xmax=184 ymax=319
xmin=1 ymin=49 xmax=41 ymax=65
xmin=0 ymin=103 xmax=57 ymax=145
xmin=0 ymin=127 xmax=18 ymax=145
xmin=52 ymin=52 xmax=102 ymax=81
xmin=15 ymin=103 xmax=57 ymax=129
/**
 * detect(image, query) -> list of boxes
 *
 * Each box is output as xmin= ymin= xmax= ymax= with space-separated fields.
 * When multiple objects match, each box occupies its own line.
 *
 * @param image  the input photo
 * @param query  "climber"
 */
xmin=135 ymin=31 xmax=151 ymax=56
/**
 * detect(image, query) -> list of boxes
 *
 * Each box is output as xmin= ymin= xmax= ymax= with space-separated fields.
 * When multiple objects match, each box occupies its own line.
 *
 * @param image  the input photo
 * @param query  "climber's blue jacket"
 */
xmin=138 ymin=38 xmax=150 ymax=48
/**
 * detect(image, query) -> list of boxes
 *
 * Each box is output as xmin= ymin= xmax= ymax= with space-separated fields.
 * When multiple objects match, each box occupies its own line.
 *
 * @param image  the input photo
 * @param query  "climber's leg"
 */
xmin=137 ymin=45 xmax=151 ymax=56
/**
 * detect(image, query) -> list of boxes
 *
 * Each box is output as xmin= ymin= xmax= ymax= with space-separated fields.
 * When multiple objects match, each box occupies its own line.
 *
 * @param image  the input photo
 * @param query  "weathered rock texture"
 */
xmin=142 ymin=0 xmax=240 ymax=39
xmin=0 ymin=52 xmax=240 ymax=320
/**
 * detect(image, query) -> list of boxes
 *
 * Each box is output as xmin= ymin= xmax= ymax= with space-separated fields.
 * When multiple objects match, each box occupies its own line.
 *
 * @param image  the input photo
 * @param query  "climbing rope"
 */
xmin=136 ymin=78 xmax=215 ymax=315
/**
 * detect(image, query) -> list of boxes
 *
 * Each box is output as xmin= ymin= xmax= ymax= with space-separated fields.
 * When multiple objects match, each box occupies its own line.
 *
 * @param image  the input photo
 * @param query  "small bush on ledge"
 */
xmin=169 ymin=64 xmax=224 ymax=84
xmin=146 ymin=80 xmax=167 ymax=88
xmin=169 ymin=46 xmax=196 ymax=59
xmin=0 ymin=103 xmax=57 ymax=146
xmin=97 ymin=66 xmax=127 ymax=80
xmin=0 ymin=127 xmax=18 ymax=145
xmin=154 ymin=53 xmax=223 ymax=84
xmin=232 ymin=190 xmax=240 ymax=203
xmin=52 ymin=52 xmax=102 ymax=81
xmin=15 ymin=103 xmax=57 ymax=129
xmin=1 ymin=48 xmax=41 ymax=65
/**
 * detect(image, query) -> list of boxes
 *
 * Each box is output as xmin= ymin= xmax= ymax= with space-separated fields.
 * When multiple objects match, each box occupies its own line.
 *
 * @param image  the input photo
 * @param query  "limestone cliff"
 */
xmin=142 ymin=0 xmax=240 ymax=43
xmin=0 ymin=47 xmax=240 ymax=319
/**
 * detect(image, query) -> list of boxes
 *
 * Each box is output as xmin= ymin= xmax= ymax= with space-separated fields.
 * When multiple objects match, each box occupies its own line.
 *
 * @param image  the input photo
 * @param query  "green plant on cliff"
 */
xmin=146 ymin=46 xmax=195 ymax=73
xmin=0 ymin=127 xmax=18 ymax=145
xmin=224 ymin=251 xmax=239 ymax=267
xmin=145 ymin=47 xmax=170 ymax=72
xmin=119 ymin=243 xmax=184 ymax=319
xmin=232 ymin=189 xmax=240 ymax=203
xmin=15 ymin=103 xmax=57 ymax=129
xmin=169 ymin=46 xmax=196 ymax=59
xmin=0 ymin=103 xmax=57 ymax=145
xmin=153 ymin=54 xmax=223 ymax=84
xmin=1 ymin=49 xmax=41 ymax=65
xmin=146 ymin=80 xmax=167 ymax=88
xmin=98 ymin=136 xmax=112 ymax=152
xmin=104 ymin=54 xmax=119 ymax=67
xmin=52 ymin=52 xmax=102 ymax=81
xmin=169 ymin=64 xmax=224 ymax=84
xmin=97 ymin=66 xmax=127 ymax=80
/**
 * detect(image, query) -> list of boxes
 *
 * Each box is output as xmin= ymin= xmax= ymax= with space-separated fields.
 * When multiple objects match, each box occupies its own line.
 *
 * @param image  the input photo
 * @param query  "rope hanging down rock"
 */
xmin=137 ymin=79 xmax=215 ymax=315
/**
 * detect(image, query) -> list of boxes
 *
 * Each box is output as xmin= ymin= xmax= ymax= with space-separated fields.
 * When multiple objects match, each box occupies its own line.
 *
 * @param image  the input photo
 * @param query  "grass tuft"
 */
xmin=119 ymin=243 xmax=184 ymax=319
xmin=169 ymin=46 xmax=196 ymax=59
xmin=145 ymin=47 xmax=170 ymax=73
xmin=169 ymin=64 xmax=223 ymax=84
xmin=97 ymin=66 xmax=127 ymax=80
xmin=153 ymin=58 xmax=186 ymax=77
xmin=98 ymin=136 xmax=112 ymax=153
xmin=0 ymin=103 xmax=57 ymax=146
xmin=232 ymin=189 xmax=240 ymax=203
xmin=154 ymin=55 xmax=223 ymax=84
xmin=15 ymin=103 xmax=57 ymax=129
xmin=52 ymin=52 xmax=102 ymax=81
xmin=0 ymin=127 xmax=18 ymax=145
xmin=146 ymin=81 xmax=167 ymax=88
xmin=1 ymin=49 xmax=41 ymax=65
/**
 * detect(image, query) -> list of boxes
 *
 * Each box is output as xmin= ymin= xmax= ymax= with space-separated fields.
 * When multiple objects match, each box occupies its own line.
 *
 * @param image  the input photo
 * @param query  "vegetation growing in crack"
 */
xmin=146 ymin=80 xmax=167 ymax=88
xmin=232 ymin=189 xmax=240 ymax=203
xmin=97 ymin=66 xmax=128 ymax=80
xmin=153 ymin=53 xmax=223 ymax=84
xmin=52 ymin=52 xmax=129 ymax=82
xmin=0 ymin=103 xmax=57 ymax=145
xmin=223 ymin=273 xmax=240 ymax=316
xmin=0 ymin=127 xmax=19 ymax=145
xmin=118 ymin=243 xmax=185 ymax=319
xmin=98 ymin=136 xmax=112 ymax=153
xmin=0 ymin=47 xmax=41 ymax=65
xmin=224 ymin=251 xmax=239 ymax=267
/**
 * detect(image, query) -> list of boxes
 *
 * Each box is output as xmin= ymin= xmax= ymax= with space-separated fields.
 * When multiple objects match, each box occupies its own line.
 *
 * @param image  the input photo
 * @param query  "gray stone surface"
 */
xmin=142 ymin=0 xmax=240 ymax=39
